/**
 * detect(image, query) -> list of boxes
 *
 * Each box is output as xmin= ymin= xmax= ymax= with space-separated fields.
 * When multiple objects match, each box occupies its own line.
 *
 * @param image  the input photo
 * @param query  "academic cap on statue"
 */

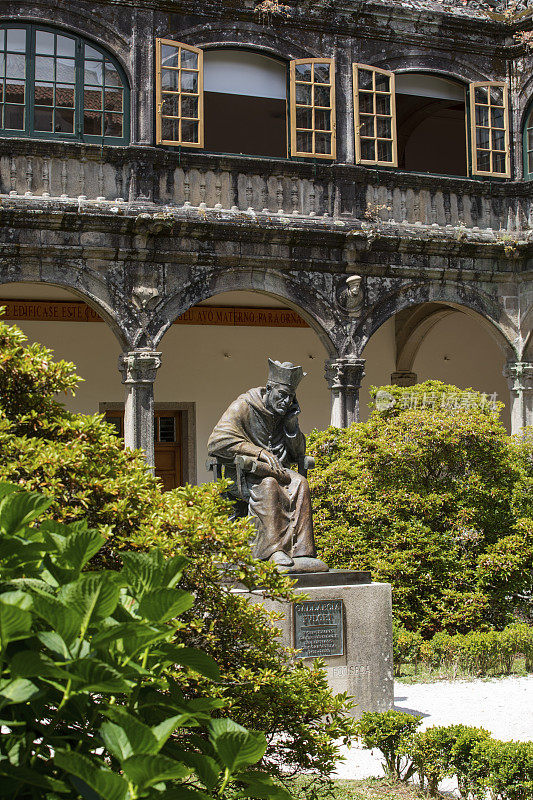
xmin=267 ymin=358 xmax=306 ymax=391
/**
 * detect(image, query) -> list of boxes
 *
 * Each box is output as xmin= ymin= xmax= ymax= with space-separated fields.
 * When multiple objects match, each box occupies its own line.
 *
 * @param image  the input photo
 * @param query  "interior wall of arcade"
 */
xmin=0 ymin=282 xmax=512 ymax=486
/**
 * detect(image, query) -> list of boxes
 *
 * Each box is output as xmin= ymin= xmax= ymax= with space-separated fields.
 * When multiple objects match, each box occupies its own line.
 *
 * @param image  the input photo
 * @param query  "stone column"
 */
xmin=390 ymin=371 xmax=417 ymax=387
xmin=325 ymin=357 xmax=366 ymax=427
xmin=503 ymin=361 xmax=533 ymax=434
xmin=118 ymin=349 xmax=162 ymax=468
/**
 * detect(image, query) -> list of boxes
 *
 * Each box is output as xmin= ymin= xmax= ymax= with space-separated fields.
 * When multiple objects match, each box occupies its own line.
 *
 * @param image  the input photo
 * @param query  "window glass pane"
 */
xmin=56 ymin=84 xmax=75 ymax=107
xmin=313 ymin=62 xmax=330 ymax=84
xmin=85 ymin=60 xmax=103 ymax=85
xmin=375 ymin=73 xmax=390 ymax=93
xmin=161 ymin=69 xmax=179 ymax=90
xmin=315 ymin=108 xmax=331 ymax=131
xmin=180 ymin=49 xmax=198 ymax=69
xmin=490 ymin=85 xmax=504 ymax=106
xmin=5 ymin=79 xmax=24 ymax=104
xmin=377 ymin=139 xmax=393 ymax=162
xmin=492 ymin=151 xmax=506 ymax=173
xmin=295 ymin=62 xmax=312 ymax=82
xmin=57 ymin=35 xmax=75 ymax=57
xmin=84 ymin=109 xmax=102 ymax=135
xmin=358 ymin=68 xmax=373 ymax=89
xmin=35 ymin=56 xmax=54 ymax=81
xmin=104 ymin=63 xmax=121 ymax=87
xmin=104 ymin=112 xmax=122 ymax=137
xmin=315 ymin=131 xmax=331 ymax=154
xmin=55 ymin=107 xmax=74 ymax=133
xmin=162 ymin=93 xmax=180 ymax=117
xmin=159 ymin=417 xmax=176 ymax=442
xmin=295 ymin=83 xmax=311 ymax=105
xmin=475 ymin=105 xmax=489 ymax=127
xmin=528 ymin=127 xmax=533 ymax=151
xmin=36 ymin=31 xmax=55 ymax=54
xmin=476 ymin=149 xmax=490 ymax=171
xmin=34 ymin=106 xmax=53 ymax=131
xmin=475 ymin=86 xmax=488 ymax=104
xmin=477 ymin=127 xmax=490 ymax=149
xmin=105 ymin=88 xmax=123 ymax=112
xmin=6 ymin=29 xmax=26 ymax=53
xmin=377 ymin=116 xmax=391 ymax=138
xmin=359 ymin=92 xmax=373 ymax=113
xmin=528 ymin=151 xmax=533 ymax=174
xmin=0 ymin=57 xmax=4 ymax=79
xmin=6 ymin=54 xmax=25 ymax=79
xmin=359 ymin=115 xmax=375 ymax=137
xmin=85 ymin=88 xmax=103 ymax=110
xmin=491 ymin=106 xmax=504 ymax=129
xmin=361 ymin=138 xmax=375 ymax=160
xmin=4 ymin=103 xmax=24 ymax=129
xmin=162 ymin=116 xmax=180 ymax=141
xmin=492 ymin=128 xmax=505 ymax=150
xmin=314 ymin=85 xmax=330 ymax=107
xmin=375 ymin=93 xmax=390 ymax=115
xmin=161 ymin=45 xmax=179 ymax=69
xmin=0 ymin=30 xmax=4 ymax=49
xmin=180 ymin=71 xmax=197 ymax=92
xmin=35 ymin=82 xmax=53 ymax=105
xmin=85 ymin=45 xmax=101 ymax=59
xmin=296 ymin=130 xmax=313 ymax=152
xmin=56 ymin=58 xmax=75 ymax=84
xmin=181 ymin=94 xmax=198 ymax=118
xmin=296 ymin=106 xmax=312 ymax=129
xmin=181 ymin=119 xmax=198 ymax=142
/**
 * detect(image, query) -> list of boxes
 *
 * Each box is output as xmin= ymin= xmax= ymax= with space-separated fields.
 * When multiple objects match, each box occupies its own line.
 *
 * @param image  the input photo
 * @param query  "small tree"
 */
xmin=308 ymin=381 xmax=533 ymax=635
xmin=0 ymin=313 xmax=354 ymax=794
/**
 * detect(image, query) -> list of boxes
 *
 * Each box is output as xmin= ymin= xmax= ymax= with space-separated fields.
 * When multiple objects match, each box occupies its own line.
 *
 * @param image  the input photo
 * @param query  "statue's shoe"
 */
xmin=287 ymin=556 xmax=329 ymax=573
xmin=269 ymin=550 xmax=294 ymax=567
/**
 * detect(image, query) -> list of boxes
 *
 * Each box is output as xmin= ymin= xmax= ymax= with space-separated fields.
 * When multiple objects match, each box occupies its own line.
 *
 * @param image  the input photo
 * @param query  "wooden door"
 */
xmin=104 ymin=410 xmax=183 ymax=491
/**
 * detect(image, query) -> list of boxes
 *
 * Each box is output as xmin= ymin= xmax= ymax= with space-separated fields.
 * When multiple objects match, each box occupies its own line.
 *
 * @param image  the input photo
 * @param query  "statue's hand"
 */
xmin=259 ymin=450 xmax=288 ymax=481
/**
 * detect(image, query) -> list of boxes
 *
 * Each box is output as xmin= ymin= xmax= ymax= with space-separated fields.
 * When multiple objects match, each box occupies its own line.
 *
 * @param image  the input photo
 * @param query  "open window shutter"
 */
xmin=289 ymin=58 xmax=336 ymax=159
xmin=353 ymin=64 xmax=397 ymax=167
xmin=469 ymin=81 xmax=510 ymax=177
xmin=156 ymin=39 xmax=203 ymax=148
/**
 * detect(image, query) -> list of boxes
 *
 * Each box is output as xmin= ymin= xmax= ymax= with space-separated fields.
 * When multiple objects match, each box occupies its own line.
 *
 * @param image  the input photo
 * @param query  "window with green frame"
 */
xmin=0 ymin=24 xmax=129 ymax=144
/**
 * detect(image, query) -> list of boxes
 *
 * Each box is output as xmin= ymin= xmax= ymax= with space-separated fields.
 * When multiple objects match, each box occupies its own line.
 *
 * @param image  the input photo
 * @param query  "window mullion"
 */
xmin=76 ymin=38 xmax=83 ymax=140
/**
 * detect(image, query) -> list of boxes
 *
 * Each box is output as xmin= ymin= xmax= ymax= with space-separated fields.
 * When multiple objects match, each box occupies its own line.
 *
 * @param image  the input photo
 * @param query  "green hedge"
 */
xmin=356 ymin=711 xmax=533 ymax=799
xmin=393 ymin=623 xmax=533 ymax=677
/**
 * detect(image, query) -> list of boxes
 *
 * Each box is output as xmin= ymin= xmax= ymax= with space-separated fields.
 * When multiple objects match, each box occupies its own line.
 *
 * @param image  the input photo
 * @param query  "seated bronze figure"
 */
xmin=207 ymin=358 xmax=328 ymax=573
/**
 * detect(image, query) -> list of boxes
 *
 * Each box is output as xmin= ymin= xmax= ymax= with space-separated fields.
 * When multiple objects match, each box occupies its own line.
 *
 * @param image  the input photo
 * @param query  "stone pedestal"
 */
xmin=235 ymin=571 xmax=393 ymax=718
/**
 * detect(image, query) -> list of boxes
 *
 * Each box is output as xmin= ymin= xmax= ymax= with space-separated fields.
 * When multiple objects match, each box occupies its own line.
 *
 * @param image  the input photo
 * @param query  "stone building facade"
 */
xmin=0 ymin=0 xmax=531 ymax=483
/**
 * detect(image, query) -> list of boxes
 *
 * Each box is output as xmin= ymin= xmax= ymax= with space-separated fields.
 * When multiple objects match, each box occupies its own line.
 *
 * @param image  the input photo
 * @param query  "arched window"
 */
xmin=523 ymin=102 xmax=533 ymax=179
xmin=0 ymin=23 xmax=129 ymax=144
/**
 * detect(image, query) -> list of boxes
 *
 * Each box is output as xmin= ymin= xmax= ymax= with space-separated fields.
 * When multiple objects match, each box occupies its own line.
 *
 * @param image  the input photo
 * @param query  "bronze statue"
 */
xmin=207 ymin=358 xmax=328 ymax=573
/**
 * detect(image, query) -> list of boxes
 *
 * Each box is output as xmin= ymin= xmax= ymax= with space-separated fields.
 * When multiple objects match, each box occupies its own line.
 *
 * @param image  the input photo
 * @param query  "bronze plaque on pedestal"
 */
xmin=294 ymin=599 xmax=344 ymax=658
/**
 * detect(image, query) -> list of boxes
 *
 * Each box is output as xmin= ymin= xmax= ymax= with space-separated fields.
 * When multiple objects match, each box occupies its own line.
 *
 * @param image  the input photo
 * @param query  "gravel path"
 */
xmin=334 ymin=676 xmax=533 ymax=783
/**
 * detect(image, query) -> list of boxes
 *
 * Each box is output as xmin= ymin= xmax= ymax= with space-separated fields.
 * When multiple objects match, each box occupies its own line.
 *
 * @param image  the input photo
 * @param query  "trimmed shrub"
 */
xmin=307 ymin=381 xmax=533 ymax=636
xmin=355 ymin=710 xmax=421 ymax=780
xmin=470 ymin=739 xmax=533 ymax=800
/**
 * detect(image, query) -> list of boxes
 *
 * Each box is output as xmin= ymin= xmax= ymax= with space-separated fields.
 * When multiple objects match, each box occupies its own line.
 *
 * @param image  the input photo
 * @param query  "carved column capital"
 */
xmin=119 ymin=349 xmax=162 ymax=385
xmin=391 ymin=371 xmax=417 ymax=387
xmin=324 ymin=356 xmax=366 ymax=391
xmin=504 ymin=361 xmax=533 ymax=392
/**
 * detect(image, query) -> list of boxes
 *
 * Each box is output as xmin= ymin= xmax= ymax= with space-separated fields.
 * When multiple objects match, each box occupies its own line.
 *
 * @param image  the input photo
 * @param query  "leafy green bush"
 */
xmin=0 ymin=482 xmax=292 ymax=800
xmin=355 ymin=710 xmax=421 ymax=780
xmin=308 ymin=381 xmax=533 ymax=635
xmin=470 ymin=739 xmax=533 ymax=800
xmin=0 ymin=314 xmax=355 ymax=791
xmin=392 ymin=623 xmax=424 ymax=676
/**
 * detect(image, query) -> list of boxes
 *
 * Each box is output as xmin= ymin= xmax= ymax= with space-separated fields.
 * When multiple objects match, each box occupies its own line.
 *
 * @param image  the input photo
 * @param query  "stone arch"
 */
xmin=523 ymin=303 xmax=533 ymax=360
xmin=147 ymin=268 xmax=343 ymax=358
xmin=0 ymin=275 xmax=132 ymax=351
xmin=357 ymin=280 xmax=518 ymax=362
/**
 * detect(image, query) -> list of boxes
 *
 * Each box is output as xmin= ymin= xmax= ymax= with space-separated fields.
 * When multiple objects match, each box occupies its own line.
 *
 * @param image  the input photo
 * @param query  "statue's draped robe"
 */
xmin=207 ymin=387 xmax=315 ymax=561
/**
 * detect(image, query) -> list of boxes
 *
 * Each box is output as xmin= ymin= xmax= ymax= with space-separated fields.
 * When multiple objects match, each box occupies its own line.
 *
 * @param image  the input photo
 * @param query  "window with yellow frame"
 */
xmin=155 ymin=39 xmax=203 ymax=147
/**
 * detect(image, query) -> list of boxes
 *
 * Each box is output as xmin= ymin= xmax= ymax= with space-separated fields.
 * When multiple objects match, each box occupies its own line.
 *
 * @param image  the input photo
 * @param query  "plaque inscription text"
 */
xmin=294 ymin=599 xmax=344 ymax=658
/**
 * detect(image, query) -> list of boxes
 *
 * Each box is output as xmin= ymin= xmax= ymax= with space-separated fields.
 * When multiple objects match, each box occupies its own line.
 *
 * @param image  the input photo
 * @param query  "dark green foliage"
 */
xmin=0 ymin=483 xmax=293 ymax=800
xmin=355 ymin=710 xmax=421 ymax=780
xmin=0 ymin=314 xmax=355 ymax=792
xmin=308 ymin=381 xmax=533 ymax=635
